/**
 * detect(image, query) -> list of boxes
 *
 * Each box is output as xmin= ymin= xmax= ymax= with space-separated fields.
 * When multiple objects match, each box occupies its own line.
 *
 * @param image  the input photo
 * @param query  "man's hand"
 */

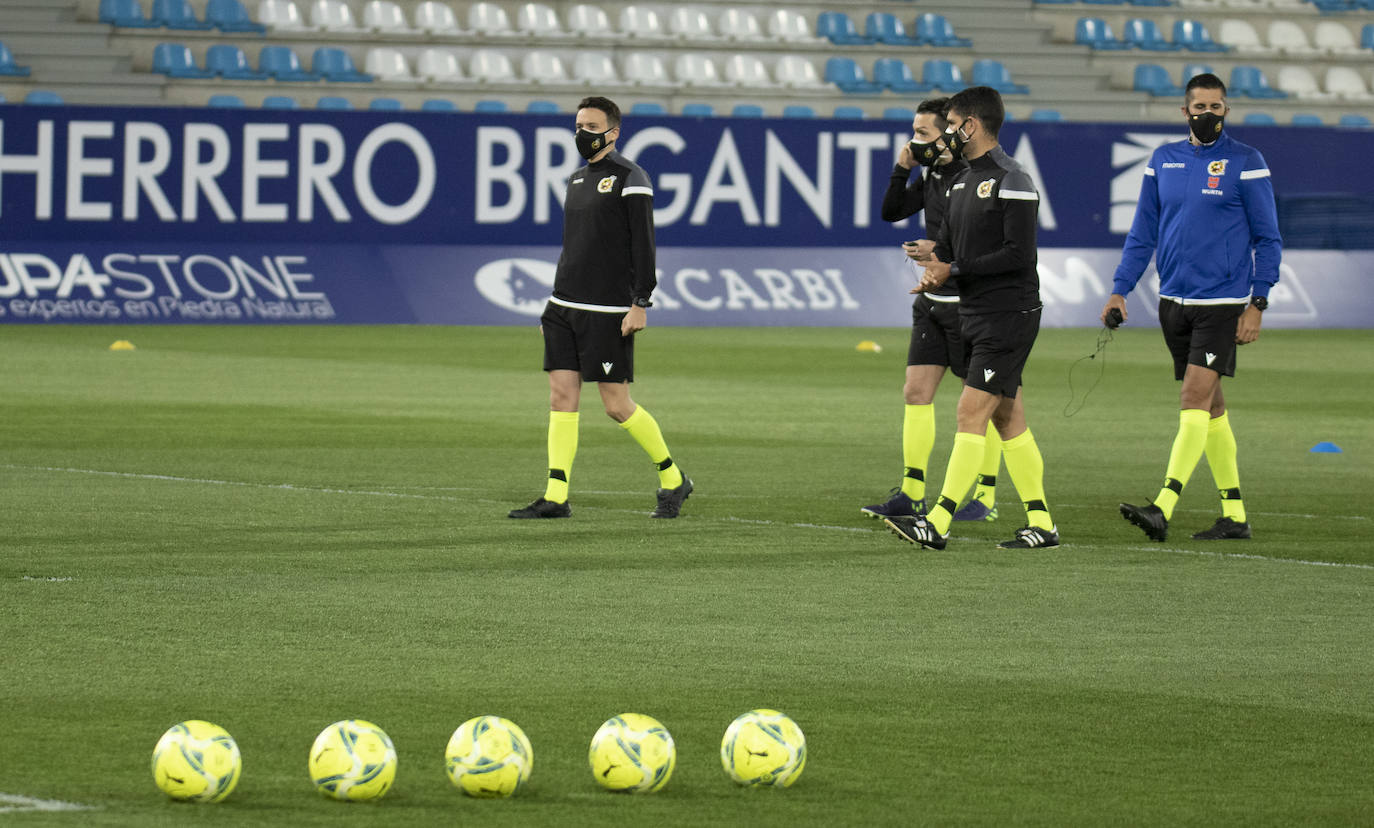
xmin=903 ymin=239 xmax=936 ymax=262
xmin=897 ymin=142 xmax=913 ymax=170
xmin=1236 ymin=305 xmax=1262 ymax=345
xmin=621 ymin=305 xmax=647 ymax=337
xmin=912 ymin=259 xmax=951 ymax=294
xmin=1100 ymin=294 xmax=1127 ymax=326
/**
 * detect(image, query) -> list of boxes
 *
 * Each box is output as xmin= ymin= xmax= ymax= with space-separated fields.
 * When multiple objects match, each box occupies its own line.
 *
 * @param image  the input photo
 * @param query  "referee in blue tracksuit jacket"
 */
xmin=1104 ymin=73 xmax=1282 ymax=542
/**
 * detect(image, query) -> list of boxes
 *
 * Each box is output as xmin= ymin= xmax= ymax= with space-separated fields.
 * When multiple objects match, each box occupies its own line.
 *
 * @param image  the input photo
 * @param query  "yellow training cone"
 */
xmin=109 ymin=340 xmax=136 ymax=351
xmin=855 ymin=340 xmax=882 ymax=353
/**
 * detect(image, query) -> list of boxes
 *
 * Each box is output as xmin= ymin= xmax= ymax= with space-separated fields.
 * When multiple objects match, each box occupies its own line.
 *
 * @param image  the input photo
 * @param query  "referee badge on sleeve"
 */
xmin=597 ymin=176 xmax=617 ymax=193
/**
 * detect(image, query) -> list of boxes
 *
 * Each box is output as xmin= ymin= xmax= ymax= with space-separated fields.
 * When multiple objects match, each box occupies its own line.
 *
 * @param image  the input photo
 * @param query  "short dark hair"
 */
xmin=1185 ymin=73 xmax=1227 ymax=99
xmin=916 ymin=97 xmax=951 ymax=128
xmin=577 ymin=96 xmax=621 ymax=128
xmin=946 ymin=86 xmax=1004 ymax=136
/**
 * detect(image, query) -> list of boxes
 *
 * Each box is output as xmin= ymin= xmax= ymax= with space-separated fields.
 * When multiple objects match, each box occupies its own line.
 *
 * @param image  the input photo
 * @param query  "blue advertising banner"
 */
xmin=1 ymin=105 xmax=1370 ymax=326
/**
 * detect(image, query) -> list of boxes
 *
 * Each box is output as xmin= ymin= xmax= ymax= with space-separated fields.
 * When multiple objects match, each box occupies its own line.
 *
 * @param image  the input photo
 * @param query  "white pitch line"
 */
xmin=0 ymin=793 xmax=97 ymax=813
xmin=1115 ymin=544 xmax=1374 ymax=571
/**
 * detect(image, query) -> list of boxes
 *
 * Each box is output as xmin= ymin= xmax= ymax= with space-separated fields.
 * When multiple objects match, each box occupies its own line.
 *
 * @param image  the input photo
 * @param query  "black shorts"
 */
xmin=907 ymin=295 xmax=967 ymax=378
xmin=959 ymin=307 xmax=1041 ymax=397
xmin=541 ymin=301 xmax=634 ymax=383
xmin=1158 ymin=299 xmax=1243 ymax=380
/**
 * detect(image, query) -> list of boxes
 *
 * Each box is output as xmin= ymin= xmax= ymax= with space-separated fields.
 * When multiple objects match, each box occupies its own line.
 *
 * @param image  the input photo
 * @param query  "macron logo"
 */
xmin=984 ymin=368 xmax=996 ymax=382
xmin=601 ymin=362 xmax=614 ymax=375
xmin=1205 ymin=353 xmax=1217 ymax=366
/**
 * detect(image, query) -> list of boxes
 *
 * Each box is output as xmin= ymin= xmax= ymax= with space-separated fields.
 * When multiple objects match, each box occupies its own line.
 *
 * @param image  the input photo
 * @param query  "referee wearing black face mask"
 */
xmin=509 ymin=96 xmax=693 ymax=521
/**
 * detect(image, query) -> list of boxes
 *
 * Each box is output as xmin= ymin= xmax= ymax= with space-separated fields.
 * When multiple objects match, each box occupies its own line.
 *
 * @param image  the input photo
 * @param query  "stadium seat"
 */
xmin=916 ymin=13 xmax=972 ymax=48
xmin=369 ymin=97 xmax=402 ymax=110
xmin=1325 ymin=67 xmax=1372 ymax=100
xmin=258 ymin=0 xmax=310 ymax=30
xmin=1241 ymin=112 xmax=1277 ymax=125
xmin=681 ymin=103 xmax=714 ymax=117
xmin=1290 ymin=113 xmax=1324 ymax=126
xmin=100 ymin=0 xmax=160 ymax=27
xmin=415 ymin=1 xmax=464 ymax=35
xmin=1173 ymin=20 xmax=1229 ymax=52
xmin=873 ymin=57 xmax=931 ymax=94
xmin=816 ymin=12 xmax=871 ymax=46
xmin=731 ymin=103 xmax=764 ymax=117
xmin=883 ymin=107 xmax=916 ymax=121
xmin=674 ymin=53 xmax=726 ymax=87
xmin=718 ymin=8 xmax=765 ymax=41
xmin=1128 ymin=0 xmax=1171 ymax=5
xmin=421 ymin=98 xmax=457 ymax=111
xmin=669 ymin=7 xmax=716 ymax=40
xmin=1230 ymin=65 xmax=1287 ymax=98
xmin=312 ymin=47 xmax=372 ymax=82
xmin=1314 ymin=21 xmax=1361 ymax=55
xmin=865 ymin=13 xmax=918 ymax=47
xmin=25 ymin=90 xmax=66 ymax=105
xmin=775 ymin=55 xmax=825 ymax=89
xmin=474 ymin=100 xmax=508 ymax=113
xmin=206 ymin=44 xmax=265 ymax=79
xmin=629 ymin=101 xmax=666 ymax=115
xmin=1218 ymin=19 xmax=1272 ymax=55
xmin=1182 ymin=63 xmax=1215 ymax=84
xmin=152 ymin=43 xmax=214 ymax=78
xmin=1075 ymin=18 xmax=1131 ymax=50
xmin=521 ymin=50 xmax=575 ymax=85
xmin=1338 ymin=113 xmax=1372 ymax=127
xmin=1081 ymin=0 xmax=1126 ymax=4
xmin=1134 ymin=63 xmax=1186 ymax=95
xmin=365 ymin=48 xmax=412 ymax=82
xmin=1124 ymin=18 xmax=1179 ymax=50
xmin=1268 ymin=21 xmax=1320 ymax=56
xmin=470 ymin=49 xmax=517 ymax=83
xmin=619 ymin=5 xmax=669 ymax=40
xmin=767 ymin=10 xmax=818 ymax=43
xmin=526 ymin=100 xmax=560 ymax=113
xmin=567 ymin=4 xmax=610 ymax=37
xmin=572 ymin=52 xmax=618 ymax=84
xmin=622 ymin=52 xmax=673 ymax=88
xmin=1277 ymin=66 xmax=1331 ymax=100
xmin=1029 ymin=108 xmax=1064 ymax=121
xmin=417 ymin=49 xmax=462 ymax=83
xmin=207 ymin=0 xmax=266 ymax=32
xmin=153 ymin=0 xmax=213 ymax=29
xmin=833 ymin=106 xmax=866 ymax=120
xmin=783 ymin=105 xmax=816 ymax=118
xmin=1363 ymin=24 xmax=1374 ymax=51
xmin=724 ymin=54 xmax=775 ymax=88
xmin=972 ymin=59 xmax=1029 ymax=94
xmin=362 ymin=1 xmax=414 ymax=33
xmin=261 ymin=95 xmax=299 ymax=109
xmin=469 ymin=2 xmax=518 ymax=36
xmin=517 ymin=3 xmax=568 ymax=37
xmin=310 ymin=0 xmax=361 ymax=32
xmin=316 ymin=96 xmax=353 ymax=110
xmin=0 ymin=42 xmax=32 ymax=77
xmin=921 ymin=58 xmax=965 ymax=92
xmin=207 ymin=94 xmax=246 ymax=107
xmin=824 ymin=57 xmax=884 ymax=94
xmin=259 ymin=46 xmax=319 ymax=81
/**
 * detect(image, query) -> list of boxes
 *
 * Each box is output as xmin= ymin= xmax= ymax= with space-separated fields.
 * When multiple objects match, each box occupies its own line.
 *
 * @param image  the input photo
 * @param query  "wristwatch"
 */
xmin=1249 ymin=296 xmax=1268 ymax=311
xmin=632 ymin=297 xmax=653 ymax=308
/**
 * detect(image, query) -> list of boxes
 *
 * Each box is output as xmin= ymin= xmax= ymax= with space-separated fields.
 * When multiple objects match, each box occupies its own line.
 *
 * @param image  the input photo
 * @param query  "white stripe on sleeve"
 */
xmin=1144 ymin=167 xmax=1156 ymax=176
xmin=1240 ymin=169 xmax=1270 ymax=180
xmin=998 ymin=189 xmax=1039 ymax=201
xmin=621 ymin=186 xmax=654 ymax=197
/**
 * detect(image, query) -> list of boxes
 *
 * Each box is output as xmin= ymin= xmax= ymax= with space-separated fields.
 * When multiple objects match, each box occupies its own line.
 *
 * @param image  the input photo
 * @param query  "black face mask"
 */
xmin=908 ymin=137 xmax=947 ymax=167
xmin=1189 ymin=111 xmax=1224 ymax=144
xmin=575 ymin=127 xmax=614 ymax=160
xmin=943 ymin=122 xmax=970 ymax=161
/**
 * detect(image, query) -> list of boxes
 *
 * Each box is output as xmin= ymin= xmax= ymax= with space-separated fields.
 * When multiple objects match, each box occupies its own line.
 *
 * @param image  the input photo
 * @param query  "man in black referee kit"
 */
xmin=885 ymin=86 xmax=1059 ymax=550
xmin=510 ymin=96 xmax=693 ymax=520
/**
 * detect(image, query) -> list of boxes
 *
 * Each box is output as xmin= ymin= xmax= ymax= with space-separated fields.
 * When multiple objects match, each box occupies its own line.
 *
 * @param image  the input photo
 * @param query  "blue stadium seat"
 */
xmin=261 ymin=95 xmax=299 ymax=109
xmin=316 ymin=96 xmax=353 ymax=110
xmin=731 ymin=104 xmax=764 ymax=117
xmin=972 ymin=59 xmax=1029 ymax=94
xmin=152 ymin=43 xmax=214 ymax=78
xmin=369 ymin=97 xmax=403 ymax=110
xmin=883 ymin=107 xmax=916 ymax=121
xmin=782 ymin=105 xmax=816 ymax=118
xmin=1241 ymin=112 xmax=1276 ymax=126
xmin=1230 ymin=65 xmax=1287 ymax=99
xmin=629 ymin=102 xmax=666 ymax=115
xmin=526 ymin=100 xmax=560 ymax=114
xmin=1172 ymin=20 xmax=1229 ymax=52
xmin=99 ymin=0 xmax=159 ymax=27
xmin=920 ymin=58 xmax=965 ymax=92
xmin=24 ymin=90 xmax=65 ymax=105
xmin=421 ymin=99 xmax=458 ymax=112
xmin=259 ymin=46 xmax=318 ymax=81
xmin=1362 ymin=24 xmax=1374 ymax=50
xmin=1075 ymin=18 xmax=1131 ymax=50
xmin=816 ymin=11 xmax=871 ymax=46
xmin=206 ymin=44 xmax=265 ymax=80
xmin=312 ymin=47 xmax=372 ymax=82
xmin=824 ymin=57 xmax=884 ymax=94
xmin=1033 ymin=0 xmax=1076 ymax=3
xmin=1134 ymin=64 xmax=1185 ymax=96
xmin=1030 ymin=109 xmax=1063 ymax=121
xmin=474 ymin=100 xmax=509 ymax=113
xmin=207 ymin=94 xmax=246 ymax=107
xmin=1081 ymin=0 xmax=1126 ymax=4
xmin=1290 ymin=114 xmax=1324 ymax=126
xmin=152 ymin=0 xmax=213 ymax=29
xmin=1124 ymin=18 xmax=1179 ymax=50
xmin=0 ymin=42 xmax=32 ymax=77
xmin=833 ymin=106 xmax=866 ymax=120
xmin=1128 ymin=0 xmax=1172 ymax=5
xmin=873 ymin=58 xmax=931 ymax=94
xmin=1338 ymin=113 xmax=1371 ymax=127
xmin=864 ymin=13 xmax=918 ymax=46
xmin=681 ymin=103 xmax=715 ymax=117
xmin=916 ymin=13 xmax=972 ymax=48
xmin=206 ymin=0 xmax=266 ymax=33
xmin=1181 ymin=63 xmax=1214 ymax=84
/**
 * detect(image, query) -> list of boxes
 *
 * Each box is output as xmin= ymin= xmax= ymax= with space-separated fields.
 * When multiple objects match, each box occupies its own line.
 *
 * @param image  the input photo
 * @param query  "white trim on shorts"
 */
xmin=925 ymin=293 xmax=961 ymax=303
xmin=549 ymin=296 xmax=632 ymax=313
xmin=1160 ymin=294 xmax=1248 ymax=306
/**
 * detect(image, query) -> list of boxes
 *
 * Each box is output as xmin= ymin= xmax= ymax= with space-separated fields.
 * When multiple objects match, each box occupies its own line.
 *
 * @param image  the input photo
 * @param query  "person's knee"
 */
xmin=903 ymin=383 xmax=934 ymax=405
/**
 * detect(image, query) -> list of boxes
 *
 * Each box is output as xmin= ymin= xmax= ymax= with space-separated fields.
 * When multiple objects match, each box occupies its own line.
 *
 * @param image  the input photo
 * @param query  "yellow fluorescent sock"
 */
xmin=930 ymin=431 xmax=985 ymax=535
xmin=1001 ymin=429 xmax=1054 ymax=531
xmin=1206 ymin=412 xmax=1246 ymax=522
xmin=974 ymin=420 xmax=1003 ymax=497
xmin=902 ymin=404 xmax=936 ymax=501
xmin=1156 ymin=409 xmax=1210 ymax=521
xmin=544 ymin=411 xmax=579 ymax=503
xmin=620 ymin=406 xmax=683 ymax=489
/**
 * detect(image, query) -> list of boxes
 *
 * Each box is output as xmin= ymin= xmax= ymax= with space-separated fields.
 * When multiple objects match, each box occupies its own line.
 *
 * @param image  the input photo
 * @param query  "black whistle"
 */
xmin=1105 ymin=308 xmax=1124 ymax=329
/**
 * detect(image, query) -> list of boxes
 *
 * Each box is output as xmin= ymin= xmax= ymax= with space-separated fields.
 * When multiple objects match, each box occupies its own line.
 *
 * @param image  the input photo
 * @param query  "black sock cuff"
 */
xmin=1220 ymin=487 xmax=1242 ymax=500
xmin=548 ymin=468 xmax=567 ymax=482
xmin=937 ymin=496 xmax=958 ymax=514
xmin=1163 ymin=478 xmax=1183 ymax=495
xmin=977 ymin=474 xmax=997 ymax=487
xmin=1024 ymin=499 xmax=1048 ymax=513
xmin=657 ymin=457 xmax=674 ymax=471
xmin=904 ymin=467 xmax=925 ymax=482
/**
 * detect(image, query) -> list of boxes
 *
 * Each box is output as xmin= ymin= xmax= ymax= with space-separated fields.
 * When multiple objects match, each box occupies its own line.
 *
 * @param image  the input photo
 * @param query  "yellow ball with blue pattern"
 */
xmin=150 ymin=720 xmax=242 ymax=803
xmin=588 ymin=713 xmax=676 ymax=793
xmin=720 ymin=709 xmax=807 ymax=788
xmin=445 ymin=715 xmax=533 ymax=798
xmin=308 ymin=719 xmax=397 ymax=801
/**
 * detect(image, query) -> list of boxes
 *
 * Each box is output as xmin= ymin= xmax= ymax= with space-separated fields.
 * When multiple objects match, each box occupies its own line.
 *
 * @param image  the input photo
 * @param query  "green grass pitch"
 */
xmin=1 ymin=324 xmax=1371 ymax=826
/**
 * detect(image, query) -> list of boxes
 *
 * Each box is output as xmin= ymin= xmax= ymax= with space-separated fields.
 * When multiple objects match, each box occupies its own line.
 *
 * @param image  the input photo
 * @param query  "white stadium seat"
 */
xmin=766 ymin=9 xmax=818 ymax=43
xmin=723 ymin=54 xmax=774 ymax=88
xmin=774 ymin=55 xmax=824 ymax=89
xmin=258 ymin=0 xmax=311 ymax=30
xmin=469 ymin=2 xmax=518 ymax=37
xmin=417 ymin=47 xmax=463 ymax=83
xmin=619 ymin=5 xmax=669 ymax=40
xmin=1276 ymin=65 xmax=1331 ymax=100
xmin=521 ymin=50 xmax=577 ymax=85
xmin=1325 ymin=66 xmax=1372 ymax=101
xmin=1267 ymin=20 xmax=1320 ymax=57
xmin=668 ymin=7 xmax=716 ymax=41
xmin=365 ymin=47 xmax=412 ymax=81
xmin=1313 ymin=21 xmax=1361 ymax=56
xmin=572 ymin=51 xmax=618 ymax=84
xmin=621 ymin=52 xmax=673 ymax=88
xmin=362 ymin=1 xmax=413 ymax=33
xmin=414 ymin=1 xmax=463 ymax=35
xmin=1218 ymin=19 xmax=1273 ymax=55
xmin=310 ymin=0 xmax=361 ymax=32
xmin=717 ymin=8 xmax=764 ymax=41
xmin=673 ymin=53 xmax=725 ymax=87
xmin=517 ymin=3 xmax=570 ymax=37
xmin=470 ymin=48 xmax=519 ymax=82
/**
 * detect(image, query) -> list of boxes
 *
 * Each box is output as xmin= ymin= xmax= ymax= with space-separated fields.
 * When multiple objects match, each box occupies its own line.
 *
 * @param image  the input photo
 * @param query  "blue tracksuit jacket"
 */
xmin=1112 ymin=132 xmax=1282 ymax=303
